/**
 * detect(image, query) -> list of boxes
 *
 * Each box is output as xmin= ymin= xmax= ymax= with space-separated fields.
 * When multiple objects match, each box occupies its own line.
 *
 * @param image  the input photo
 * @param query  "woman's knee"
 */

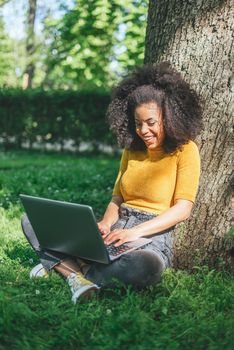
xmin=121 ymin=250 xmax=166 ymax=287
xmin=21 ymin=213 xmax=40 ymax=249
xmin=90 ymin=250 xmax=166 ymax=289
xmin=21 ymin=213 xmax=27 ymax=227
xmin=21 ymin=213 xmax=30 ymax=238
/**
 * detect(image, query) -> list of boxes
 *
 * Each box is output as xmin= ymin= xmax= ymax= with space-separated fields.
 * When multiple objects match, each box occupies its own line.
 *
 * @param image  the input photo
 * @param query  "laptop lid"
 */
xmin=20 ymin=194 xmax=110 ymax=264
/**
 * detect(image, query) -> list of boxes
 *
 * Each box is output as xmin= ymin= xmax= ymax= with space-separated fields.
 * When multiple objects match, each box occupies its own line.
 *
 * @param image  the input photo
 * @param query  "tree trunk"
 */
xmin=145 ymin=0 xmax=233 ymax=271
xmin=22 ymin=0 xmax=37 ymax=89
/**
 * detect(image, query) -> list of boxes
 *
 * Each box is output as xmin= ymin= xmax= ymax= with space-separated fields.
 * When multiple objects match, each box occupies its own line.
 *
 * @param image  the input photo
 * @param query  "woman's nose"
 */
xmin=140 ymin=123 xmax=150 ymax=134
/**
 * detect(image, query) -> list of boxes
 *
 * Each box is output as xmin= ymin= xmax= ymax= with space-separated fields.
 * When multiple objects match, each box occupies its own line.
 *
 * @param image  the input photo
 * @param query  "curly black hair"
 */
xmin=106 ymin=61 xmax=203 ymax=153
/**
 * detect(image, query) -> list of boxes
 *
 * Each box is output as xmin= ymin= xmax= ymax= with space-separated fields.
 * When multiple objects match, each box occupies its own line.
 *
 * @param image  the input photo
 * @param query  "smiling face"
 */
xmin=134 ymin=102 xmax=165 ymax=150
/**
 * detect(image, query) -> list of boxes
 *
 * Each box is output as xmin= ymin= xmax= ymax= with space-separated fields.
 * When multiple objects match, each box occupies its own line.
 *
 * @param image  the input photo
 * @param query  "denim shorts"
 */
xmin=111 ymin=203 xmax=175 ymax=268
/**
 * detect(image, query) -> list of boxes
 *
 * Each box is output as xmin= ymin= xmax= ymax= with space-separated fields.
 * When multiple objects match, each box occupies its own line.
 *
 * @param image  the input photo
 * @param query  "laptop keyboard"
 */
xmin=106 ymin=243 xmax=130 ymax=256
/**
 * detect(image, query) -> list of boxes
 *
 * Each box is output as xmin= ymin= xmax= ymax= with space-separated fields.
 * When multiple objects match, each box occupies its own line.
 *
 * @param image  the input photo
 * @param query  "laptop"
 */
xmin=20 ymin=194 xmax=152 ymax=264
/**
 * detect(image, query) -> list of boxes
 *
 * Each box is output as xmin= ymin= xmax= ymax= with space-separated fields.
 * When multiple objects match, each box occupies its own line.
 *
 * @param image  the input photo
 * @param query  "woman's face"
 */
xmin=134 ymin=102 xmax=165 ymax=150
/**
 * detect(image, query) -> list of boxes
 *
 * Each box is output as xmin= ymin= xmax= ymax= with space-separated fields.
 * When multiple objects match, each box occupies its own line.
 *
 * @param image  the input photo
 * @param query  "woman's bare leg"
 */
xmin=53 ymin=258 xmax=91 ymax=278
xmin=53 ymin=258 xmax=81 ymax=278
xmin=53 ymin=258 xmax=99 ymax=303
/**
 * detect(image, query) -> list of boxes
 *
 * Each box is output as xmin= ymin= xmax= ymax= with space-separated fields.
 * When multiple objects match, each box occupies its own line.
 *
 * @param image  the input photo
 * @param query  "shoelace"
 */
xmin=75 ymin=272 xmax=91 ymax=285
xmin=61 ymin=261 xmax=92 ymax=286
xmin=68 ymin=272 xmax=91 ymax=290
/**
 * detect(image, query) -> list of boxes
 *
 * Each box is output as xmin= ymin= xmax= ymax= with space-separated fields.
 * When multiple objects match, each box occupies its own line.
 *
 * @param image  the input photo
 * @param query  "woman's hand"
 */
xmin=104 ymin=228 xmax=142 ymax=247
xmin=97 ymin=196 xmax=122 ymax=237
xmin=97 ymin=220 xmax=111 ymax=236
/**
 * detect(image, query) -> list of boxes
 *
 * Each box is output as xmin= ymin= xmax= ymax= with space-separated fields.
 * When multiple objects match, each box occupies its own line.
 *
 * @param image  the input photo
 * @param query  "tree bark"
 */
xmin=22 ymin=0 xmax=37 ymax=89
xmin=145 ymin=0 xmax=233 ymax=271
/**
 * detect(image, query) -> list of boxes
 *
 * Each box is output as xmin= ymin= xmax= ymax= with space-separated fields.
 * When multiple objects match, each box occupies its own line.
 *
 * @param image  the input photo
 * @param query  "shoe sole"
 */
xmin=30 ymin=264 xmax=49 ymax=279
xmin=72 ymin=286 xmax=100 ymax=304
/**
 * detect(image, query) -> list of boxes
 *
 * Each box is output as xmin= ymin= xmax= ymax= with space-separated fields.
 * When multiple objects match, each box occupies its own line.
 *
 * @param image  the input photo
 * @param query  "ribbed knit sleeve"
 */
xmin=174 ymin=141 xmax=201 ymax=203
xmin=112 ymin=149 xmax=129 ymax=197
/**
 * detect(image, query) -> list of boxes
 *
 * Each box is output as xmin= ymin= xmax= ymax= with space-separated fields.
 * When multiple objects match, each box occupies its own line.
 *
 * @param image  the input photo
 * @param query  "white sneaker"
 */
xmin=30 ymin=263 xmax=49 ymax=279
xmin=67 ymin=272 xmax=100 ymax=303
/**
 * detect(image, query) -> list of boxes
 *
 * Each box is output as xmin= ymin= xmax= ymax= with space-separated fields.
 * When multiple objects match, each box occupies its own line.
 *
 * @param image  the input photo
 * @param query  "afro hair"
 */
xmin=106 ymin=61 xmax=203 ymax=153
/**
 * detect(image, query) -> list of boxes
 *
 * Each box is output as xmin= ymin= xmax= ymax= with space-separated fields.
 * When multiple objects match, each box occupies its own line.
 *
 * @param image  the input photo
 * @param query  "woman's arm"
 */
xmin=97 ymin=195 xmax=123 ymax=235
xmin=104 ymin=199 xmax=193 ymax=246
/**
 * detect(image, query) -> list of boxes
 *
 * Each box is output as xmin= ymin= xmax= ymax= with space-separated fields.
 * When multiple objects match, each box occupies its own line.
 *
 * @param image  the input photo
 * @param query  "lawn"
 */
xmin=0 ymin=150 xmax=233 ymax=350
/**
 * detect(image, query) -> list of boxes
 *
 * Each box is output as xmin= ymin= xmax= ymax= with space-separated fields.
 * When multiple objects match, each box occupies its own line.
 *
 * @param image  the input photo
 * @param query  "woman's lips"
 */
xmin=144 ymin=136 xmax=155 ymax=143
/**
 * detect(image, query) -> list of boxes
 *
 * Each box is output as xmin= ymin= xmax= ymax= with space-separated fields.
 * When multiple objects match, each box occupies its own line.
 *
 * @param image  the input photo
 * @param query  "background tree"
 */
xmin=43 ymin=0 xmax=148 ymax=89
xmin=145 ymin=0 xmax=233 ymax=271
xmin=0 ymin=0 xmax=148 ymax=89
xmin=22 ymin=0 xmax=37 ymax=89
xmin=0 ymin=0 xmax=10 ymax=6
xmin=116 ymin=0 xmax=148 ymax=77
xmin=0 ymin=18 xmax=14 ymax=86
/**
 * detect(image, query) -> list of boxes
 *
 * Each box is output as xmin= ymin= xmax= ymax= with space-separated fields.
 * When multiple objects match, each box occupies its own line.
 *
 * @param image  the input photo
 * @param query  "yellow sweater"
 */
xmin=112 ymin=141 xmax=201 ymax=214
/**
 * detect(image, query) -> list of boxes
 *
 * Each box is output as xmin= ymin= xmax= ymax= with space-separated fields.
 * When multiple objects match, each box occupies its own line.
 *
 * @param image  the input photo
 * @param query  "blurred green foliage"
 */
xmin=0 ymin=150 xmax=119 ymax=218
xmin=0 ymin=0 xmax=148 ymax=89
xmin=0 ymin=18 xmax=15 ymax=87
xmin=43 ymin=0 xmax=148 ymax=89
xmin=0 ymin=88 xmax=116 ymax=151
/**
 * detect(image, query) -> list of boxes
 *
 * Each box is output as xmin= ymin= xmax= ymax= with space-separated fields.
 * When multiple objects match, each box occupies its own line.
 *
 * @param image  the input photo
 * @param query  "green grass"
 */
xmin=0 ymin=150 xmax=233 ymax=350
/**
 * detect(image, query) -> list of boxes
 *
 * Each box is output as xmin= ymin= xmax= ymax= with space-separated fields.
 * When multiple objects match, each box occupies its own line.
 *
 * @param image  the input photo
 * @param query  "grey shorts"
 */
xmin=112 ymin=203 xmax=175 ymax=268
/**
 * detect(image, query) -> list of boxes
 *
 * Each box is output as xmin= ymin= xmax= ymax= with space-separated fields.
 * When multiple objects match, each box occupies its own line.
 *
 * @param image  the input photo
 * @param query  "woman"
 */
xmin=22 ymin=62 xmax=202 ymax=303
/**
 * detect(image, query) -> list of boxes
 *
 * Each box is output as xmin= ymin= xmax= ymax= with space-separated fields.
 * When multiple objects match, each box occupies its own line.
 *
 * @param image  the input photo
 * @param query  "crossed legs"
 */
xmin=21 ymin=213 xmax=166 ymax=291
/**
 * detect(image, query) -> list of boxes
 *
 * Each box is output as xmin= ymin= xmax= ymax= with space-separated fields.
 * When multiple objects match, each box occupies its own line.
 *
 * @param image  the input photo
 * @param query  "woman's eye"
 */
xmin=146 ymin=121 xmax=157 ymax=127
xmin=135 ymin=120 xmax=157 ymax=128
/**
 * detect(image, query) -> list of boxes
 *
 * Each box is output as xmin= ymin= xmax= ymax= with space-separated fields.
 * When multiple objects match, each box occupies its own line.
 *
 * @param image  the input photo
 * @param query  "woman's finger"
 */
xmin=104 ymin=231 xmax=120 ymax=245
xmin=102 ymin=232 xmax=109 ymax=239
xmin=114 ymin=238 xmax=125 ymax=247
